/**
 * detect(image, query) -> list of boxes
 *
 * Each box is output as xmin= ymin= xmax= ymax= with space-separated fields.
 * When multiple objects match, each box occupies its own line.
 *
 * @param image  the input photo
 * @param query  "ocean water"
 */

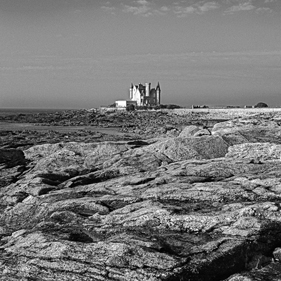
xmin=0 ymin=108 xmax=69 ymax=116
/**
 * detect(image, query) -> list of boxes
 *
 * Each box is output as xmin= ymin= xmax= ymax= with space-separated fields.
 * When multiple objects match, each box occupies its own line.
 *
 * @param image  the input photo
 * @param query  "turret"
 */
xmin=145 ymin=82 xmax=150 ymax=97
xmin=156 ymin=82 xmax=161 ymax=105
xmin=129 ymin=83 xmax=134 ymax=99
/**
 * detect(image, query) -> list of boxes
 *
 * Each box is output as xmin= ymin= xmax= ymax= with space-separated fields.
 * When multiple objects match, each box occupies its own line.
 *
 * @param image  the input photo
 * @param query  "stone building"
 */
xmin=129 ymin=82 xmax=161 ymax=106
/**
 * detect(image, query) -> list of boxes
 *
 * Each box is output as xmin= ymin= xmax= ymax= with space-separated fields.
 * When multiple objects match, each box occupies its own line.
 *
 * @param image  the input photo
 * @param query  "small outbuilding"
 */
xmin=115 ymin=100 xmax=137 ymax=109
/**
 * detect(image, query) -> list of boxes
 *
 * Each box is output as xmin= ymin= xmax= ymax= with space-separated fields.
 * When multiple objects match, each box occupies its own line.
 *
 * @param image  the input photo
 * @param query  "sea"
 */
xmin=0 ymin=108 xmax=70 ymax=116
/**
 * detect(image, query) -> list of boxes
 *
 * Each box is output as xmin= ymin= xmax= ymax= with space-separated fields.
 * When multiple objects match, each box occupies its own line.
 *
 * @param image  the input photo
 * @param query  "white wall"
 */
xmin=115 ymin=100 xmax=127 ymax=108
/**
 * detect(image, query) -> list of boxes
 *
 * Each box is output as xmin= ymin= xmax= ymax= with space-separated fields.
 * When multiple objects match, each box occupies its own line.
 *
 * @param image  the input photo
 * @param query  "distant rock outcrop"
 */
xmin=254 ymin=102 xmax=268 ymax=108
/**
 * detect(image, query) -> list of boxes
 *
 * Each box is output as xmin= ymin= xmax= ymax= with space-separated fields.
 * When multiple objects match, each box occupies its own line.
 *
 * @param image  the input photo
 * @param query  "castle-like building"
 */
xmin=115 ymin=82 xmax=161 ymax=109
xmin=129 ymin=82 xmax=161 ymax=106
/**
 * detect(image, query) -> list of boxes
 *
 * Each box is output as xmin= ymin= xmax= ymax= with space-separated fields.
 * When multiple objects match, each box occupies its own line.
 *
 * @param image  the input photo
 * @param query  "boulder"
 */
xmin=179 ymin=125 xmax=201 ymax=137
xmin=212 ymin=118 xmax=281 ymax=145
xmin=193 ymin=128 xmax=211 ymax=137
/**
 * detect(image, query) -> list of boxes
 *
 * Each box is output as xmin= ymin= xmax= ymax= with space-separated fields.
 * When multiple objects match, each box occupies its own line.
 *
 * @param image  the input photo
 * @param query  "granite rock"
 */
xmin=212 ymin=117 xmax=281 ymax=146
xmin=179 ymin=125 xmax=201 ymax=137
xmin=226 ymin=142 xmax=281 ymax=160
xmin=2 ymin=115 xmax=281 ymax=280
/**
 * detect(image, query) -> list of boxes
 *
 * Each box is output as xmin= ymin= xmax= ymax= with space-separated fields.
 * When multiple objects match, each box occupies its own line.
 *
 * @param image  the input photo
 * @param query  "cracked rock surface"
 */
xmin=2 ymin=113 xmax=281 ymax=280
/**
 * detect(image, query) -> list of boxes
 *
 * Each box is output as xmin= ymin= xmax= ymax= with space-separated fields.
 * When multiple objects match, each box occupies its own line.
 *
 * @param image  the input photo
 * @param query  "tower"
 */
xmin=129 ymin=83 xmax=134 ymax=99
xmin=156 ymin=82 xmax=161 ymax=105
xmin=145 ymin=82 xmax=151 ymax=97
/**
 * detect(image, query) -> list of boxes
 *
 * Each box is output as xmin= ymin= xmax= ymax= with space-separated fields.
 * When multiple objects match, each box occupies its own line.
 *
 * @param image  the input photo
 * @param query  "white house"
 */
xmin=115 ymin=100 xmax=137 ymax=109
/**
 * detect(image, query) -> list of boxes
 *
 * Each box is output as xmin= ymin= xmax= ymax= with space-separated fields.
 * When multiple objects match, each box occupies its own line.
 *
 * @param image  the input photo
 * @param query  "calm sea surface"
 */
xmin=0 ymin=108 xmax=70 ymax=116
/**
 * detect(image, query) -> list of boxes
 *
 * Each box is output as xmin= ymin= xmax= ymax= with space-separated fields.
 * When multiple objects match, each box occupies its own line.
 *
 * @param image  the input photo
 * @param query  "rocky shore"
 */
xmin=0 ymin=109 xmax=196 ymax=149
xmin=1 ymin=109 xmax=281 ymax=280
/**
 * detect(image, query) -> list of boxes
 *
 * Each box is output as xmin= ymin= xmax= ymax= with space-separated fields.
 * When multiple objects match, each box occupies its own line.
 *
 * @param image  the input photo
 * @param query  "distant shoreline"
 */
xmin=0 ymin=107 xmax=67 ymax=111
xmin=0 ymin=108 xmax=73 ymax=117
xmin=173 ymin=107 xmax=281 ymax=113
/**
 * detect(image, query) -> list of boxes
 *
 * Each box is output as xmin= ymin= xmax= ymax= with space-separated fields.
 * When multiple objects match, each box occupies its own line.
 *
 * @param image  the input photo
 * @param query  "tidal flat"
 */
xmin=1 ymin=108 xmax=281 ymax=280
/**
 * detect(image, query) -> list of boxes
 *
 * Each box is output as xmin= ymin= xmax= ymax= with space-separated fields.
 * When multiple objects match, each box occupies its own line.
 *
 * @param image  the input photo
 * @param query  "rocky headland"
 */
xmin=1 ymin=109 xmax=281 ymax=280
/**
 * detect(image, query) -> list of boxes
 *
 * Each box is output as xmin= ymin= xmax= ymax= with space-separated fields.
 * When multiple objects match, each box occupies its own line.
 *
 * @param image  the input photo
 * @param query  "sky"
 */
xmin=0 ymin=0 xmax=281 ymax=108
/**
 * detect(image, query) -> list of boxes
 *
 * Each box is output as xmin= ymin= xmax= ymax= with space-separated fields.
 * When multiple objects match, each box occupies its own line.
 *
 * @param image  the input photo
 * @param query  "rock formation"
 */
xmin=1 ymin=112 xmax=281 ymax=280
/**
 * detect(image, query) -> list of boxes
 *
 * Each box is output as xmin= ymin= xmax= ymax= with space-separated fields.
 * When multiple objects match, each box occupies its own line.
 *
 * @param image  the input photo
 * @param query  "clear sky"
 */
xmin=0 ymin=0 xmax=281 ymax=108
